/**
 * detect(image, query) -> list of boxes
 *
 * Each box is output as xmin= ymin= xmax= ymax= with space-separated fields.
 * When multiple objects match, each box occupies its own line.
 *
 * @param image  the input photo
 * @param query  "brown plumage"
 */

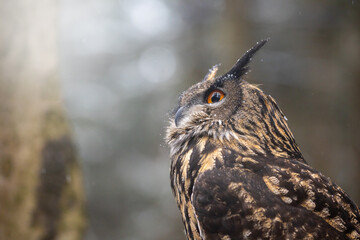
xmin=166 ymin=40 xmax=360 ymax=240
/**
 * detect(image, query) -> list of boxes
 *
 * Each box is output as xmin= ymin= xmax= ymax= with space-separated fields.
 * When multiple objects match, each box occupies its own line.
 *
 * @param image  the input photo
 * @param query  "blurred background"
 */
xmin=0 ymin=0 xmax=359 ymax=240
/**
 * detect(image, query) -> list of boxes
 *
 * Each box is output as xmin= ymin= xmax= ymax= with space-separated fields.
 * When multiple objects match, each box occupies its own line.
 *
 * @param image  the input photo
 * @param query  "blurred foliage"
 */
xmin=58 ymin=0 xmax=360 ymax=239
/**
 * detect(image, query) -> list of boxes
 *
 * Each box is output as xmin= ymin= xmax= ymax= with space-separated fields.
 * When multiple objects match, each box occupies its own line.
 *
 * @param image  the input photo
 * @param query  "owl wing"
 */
xmin=192 ymin=155 xmax=360 ymax=240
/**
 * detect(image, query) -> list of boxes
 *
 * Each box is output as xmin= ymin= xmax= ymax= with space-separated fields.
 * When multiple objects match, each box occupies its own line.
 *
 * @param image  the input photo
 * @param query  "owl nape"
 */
xmin=166 ymin=40 xmax=360 ymax=240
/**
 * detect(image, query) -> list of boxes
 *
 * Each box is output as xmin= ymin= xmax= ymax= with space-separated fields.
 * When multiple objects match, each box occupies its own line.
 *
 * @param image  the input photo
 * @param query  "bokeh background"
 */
xmin=14 ymin=0 xmax=360 ymax=239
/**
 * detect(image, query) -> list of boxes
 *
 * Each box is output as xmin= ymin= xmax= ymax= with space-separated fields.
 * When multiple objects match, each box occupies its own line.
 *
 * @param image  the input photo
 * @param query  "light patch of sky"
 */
xmin=63 ymin=82 xmax=120 ymax=122
xmin=108 ymin=60 xmax=148 ymax=97
xmin=62 ymin=17 xmax=136 ymax=55
xmin=124 ymin=0 xmax=171 ymax=37
xmin=61 ymin=0 xmax=141 ymax=55
xmin=138 ymin=46 xmax=177 ymax=83
xmin=108 ymin=46 xmax=177 ymax=98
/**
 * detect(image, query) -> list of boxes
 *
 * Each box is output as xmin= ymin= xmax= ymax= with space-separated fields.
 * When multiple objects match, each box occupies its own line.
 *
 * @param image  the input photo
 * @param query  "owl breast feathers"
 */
xmin=166 ymin=40 xmax=360 ymax=240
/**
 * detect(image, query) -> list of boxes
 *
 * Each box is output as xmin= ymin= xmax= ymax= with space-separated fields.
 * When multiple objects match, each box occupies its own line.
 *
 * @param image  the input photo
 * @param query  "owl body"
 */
xmin=166 ymin=40 xmax=360 ymax=240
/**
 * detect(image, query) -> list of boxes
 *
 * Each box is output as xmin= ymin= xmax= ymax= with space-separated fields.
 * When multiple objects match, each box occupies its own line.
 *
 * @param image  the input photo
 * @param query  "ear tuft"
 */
xmin=203 ymin=64 xmax=220 ymax=82
xmin=222 ymin=39 xmax=268 ymax=80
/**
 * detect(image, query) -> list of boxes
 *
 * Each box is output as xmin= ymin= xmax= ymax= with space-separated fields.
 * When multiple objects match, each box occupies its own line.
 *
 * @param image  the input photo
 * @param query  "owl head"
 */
xmin=166 ymin=40 xmax=302 ymax=158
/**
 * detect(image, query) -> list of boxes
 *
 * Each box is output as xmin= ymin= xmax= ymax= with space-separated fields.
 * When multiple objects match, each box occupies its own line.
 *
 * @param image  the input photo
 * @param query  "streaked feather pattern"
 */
xmin=166 ymin=41 xmax=360 ymax=240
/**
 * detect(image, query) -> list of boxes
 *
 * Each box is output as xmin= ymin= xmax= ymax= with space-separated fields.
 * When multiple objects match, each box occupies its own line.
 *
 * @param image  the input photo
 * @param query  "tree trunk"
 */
xmin=0 ymin=1 xmax=86 ymax=240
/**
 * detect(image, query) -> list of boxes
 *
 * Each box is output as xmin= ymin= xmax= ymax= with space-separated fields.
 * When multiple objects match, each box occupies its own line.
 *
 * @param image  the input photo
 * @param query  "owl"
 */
xmin=166 ymin=40 xmax=360 ymax=240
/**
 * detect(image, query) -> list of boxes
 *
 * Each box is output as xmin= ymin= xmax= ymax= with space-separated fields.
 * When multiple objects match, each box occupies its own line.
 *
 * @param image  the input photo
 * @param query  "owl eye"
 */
xmin=207 ymin=90 xmax=225 ymax=104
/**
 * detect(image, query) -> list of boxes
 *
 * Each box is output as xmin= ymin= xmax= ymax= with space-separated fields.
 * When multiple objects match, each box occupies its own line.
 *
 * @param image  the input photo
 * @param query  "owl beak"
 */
xmin=175 ymin=106 xmax=185 ymax=127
